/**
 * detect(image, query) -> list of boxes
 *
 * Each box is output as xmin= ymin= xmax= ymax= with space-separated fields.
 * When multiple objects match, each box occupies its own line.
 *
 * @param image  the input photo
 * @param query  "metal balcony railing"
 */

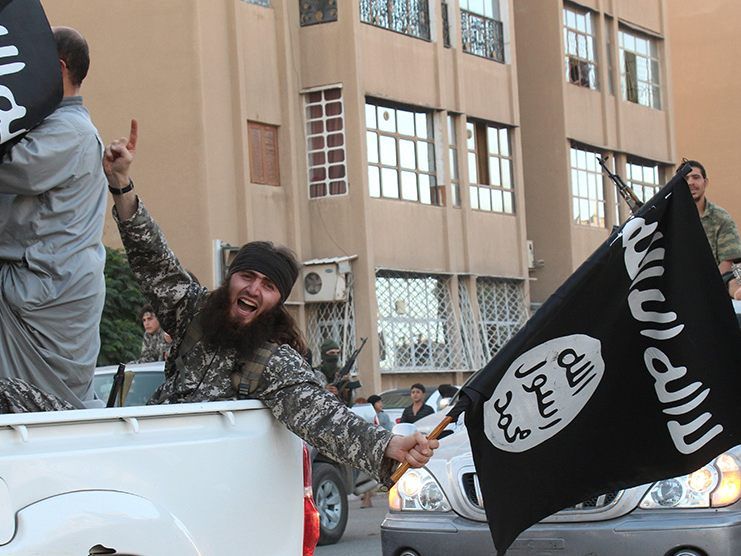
xmin=299 ymin=0 xmax=338 ymax=26
xmin=460 ymin=9 xmax=504 ymax=62
xmin=360 ymin=0 xmax=431 ymax=41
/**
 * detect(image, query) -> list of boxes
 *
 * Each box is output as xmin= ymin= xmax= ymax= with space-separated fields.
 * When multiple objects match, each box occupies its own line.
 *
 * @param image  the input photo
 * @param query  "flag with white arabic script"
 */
xmin=0 ymin=0 xmax=61 ymax=151
xmin=458 ymin=169 xmax=741 ymax=554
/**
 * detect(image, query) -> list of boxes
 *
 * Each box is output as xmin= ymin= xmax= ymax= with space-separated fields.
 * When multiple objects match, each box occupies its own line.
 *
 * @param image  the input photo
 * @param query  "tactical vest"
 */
xmin=174 ymin=313 xmax=279 ymax=399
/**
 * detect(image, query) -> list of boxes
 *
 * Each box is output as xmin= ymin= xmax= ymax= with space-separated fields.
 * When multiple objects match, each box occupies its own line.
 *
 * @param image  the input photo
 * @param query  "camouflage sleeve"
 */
xmin=259 ymin=345 xmax=397 ymax=486
xmin=0 ymin=378 xmax=75 ymax=413
xmin=313 ymin=368 xmax=328 ymax=387
xmin=716 ymin=212 xmax=741 ymax=262
xmin=113 ymin=199 xmax=206 ymax=340
xmin=131 ymin=332 xmax=162 ymax=364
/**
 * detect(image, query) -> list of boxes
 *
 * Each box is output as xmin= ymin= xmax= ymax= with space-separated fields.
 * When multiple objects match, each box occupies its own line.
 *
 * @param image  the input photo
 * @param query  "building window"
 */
xmin=304 ymin=87 xmax=347 ymax=198
xmin=359 ymin=0 xmax=431 ymax=41
xmin=248 ymin=121 xmax=280 ymax=186
xmin=376 ymin=271 xmax=464 ymax=372
xmin=570 ymin=145 xmax=605 ymax=227
xmin=476 ymin=277 xmax=527 ymax=360
xmin=300 ymin=0 xmax=338 ymax=26
xmin=466 ymin=120 xmax=514 ymax=213
xmin=460 ymin=0 xmax=504 ymax=62
xmin=442 ymin=1 xmax=451 ymax=48
xmin=242 ymin=0 xmax=271 ymax=6
xmin=563 ymin=4 xmax=598 ymax=89
xmin=619 ymin=27 xmax=661 ymax=109
xmin=625 ymin=159 xmax=661 ymax=204
xmin=366 ymin=100 xmax=442 ymax=205
xmin=448 ymin=114 xmax=460 ymax=208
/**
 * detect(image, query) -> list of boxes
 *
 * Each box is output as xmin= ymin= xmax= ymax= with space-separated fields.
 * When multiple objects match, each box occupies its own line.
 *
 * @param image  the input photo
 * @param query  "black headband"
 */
xmin=227 ymin=242 xmax=298 ymax=302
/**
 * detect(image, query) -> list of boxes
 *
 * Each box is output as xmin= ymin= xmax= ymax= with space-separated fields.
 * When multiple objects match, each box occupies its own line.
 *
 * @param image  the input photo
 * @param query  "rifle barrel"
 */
xmin=596 ymin=156 xmax=643 ymax=214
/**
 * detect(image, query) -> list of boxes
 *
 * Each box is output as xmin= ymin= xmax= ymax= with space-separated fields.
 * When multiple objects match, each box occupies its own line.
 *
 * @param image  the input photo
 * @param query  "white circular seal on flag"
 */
xmin=483 ymin=334 xmax=604 ymax=453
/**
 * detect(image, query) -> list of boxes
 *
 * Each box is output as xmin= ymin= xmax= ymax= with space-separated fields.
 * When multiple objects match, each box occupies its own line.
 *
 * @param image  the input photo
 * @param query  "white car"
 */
xmin=383 ymin=416 xmax=741 ymax=556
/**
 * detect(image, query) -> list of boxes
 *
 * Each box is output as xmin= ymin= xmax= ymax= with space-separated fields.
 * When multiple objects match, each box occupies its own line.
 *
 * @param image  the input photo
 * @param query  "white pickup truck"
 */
xmin=0 ymin=400 xmax=319 ymax=555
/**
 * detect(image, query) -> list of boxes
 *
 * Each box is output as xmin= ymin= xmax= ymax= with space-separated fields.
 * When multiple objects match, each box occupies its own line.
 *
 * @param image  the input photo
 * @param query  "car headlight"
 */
xmin=640 ymin=450 xmax=741 ymax=509
xmin=388 ymin=468 xmax=452 ymax=512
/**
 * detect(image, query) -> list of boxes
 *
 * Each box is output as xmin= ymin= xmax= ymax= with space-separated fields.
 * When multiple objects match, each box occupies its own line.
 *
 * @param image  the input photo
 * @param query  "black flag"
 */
xmin=461 ymin=170 xmax=741 ymax=554
xmin=0 ymin=0 xmax=62 ymax=151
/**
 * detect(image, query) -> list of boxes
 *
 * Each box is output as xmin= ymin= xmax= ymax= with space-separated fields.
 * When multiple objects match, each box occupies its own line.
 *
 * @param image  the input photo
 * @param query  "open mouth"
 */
xmin=236 ymin=297 xmax=257 ymax=315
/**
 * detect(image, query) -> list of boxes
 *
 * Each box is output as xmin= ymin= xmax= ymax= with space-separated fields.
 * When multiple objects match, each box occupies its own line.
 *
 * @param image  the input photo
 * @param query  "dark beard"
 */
xmin=199 ymin=285 xmax=280 ymax=358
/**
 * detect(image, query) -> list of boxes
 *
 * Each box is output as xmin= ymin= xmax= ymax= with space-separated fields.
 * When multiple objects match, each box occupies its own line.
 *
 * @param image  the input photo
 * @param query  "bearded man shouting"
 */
xmin=101 ymin=120 xmax=437 ymax=486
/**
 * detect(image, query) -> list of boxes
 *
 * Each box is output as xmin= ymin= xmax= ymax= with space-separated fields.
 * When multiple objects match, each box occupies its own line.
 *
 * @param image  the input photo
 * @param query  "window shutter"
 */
xmin=248 ymin=121 xmax=280 ymax=186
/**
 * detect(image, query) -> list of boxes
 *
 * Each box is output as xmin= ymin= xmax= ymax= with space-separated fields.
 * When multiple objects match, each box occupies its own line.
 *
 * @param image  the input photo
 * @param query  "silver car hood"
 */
xmin=420 ymin=418 xmax=649 ymax=523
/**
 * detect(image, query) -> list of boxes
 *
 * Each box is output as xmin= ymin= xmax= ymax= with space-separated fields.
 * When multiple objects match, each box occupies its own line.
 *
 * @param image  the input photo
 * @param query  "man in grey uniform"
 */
xmin=101 ymin=122 xmax=437 ymax=485
xmin=0 ymin=27 xmax=106 ymax=410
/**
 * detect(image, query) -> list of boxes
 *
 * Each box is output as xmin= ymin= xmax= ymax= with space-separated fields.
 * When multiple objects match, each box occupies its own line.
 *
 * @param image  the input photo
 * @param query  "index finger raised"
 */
xmin=127 ymin=118 xmax=139 ymax=151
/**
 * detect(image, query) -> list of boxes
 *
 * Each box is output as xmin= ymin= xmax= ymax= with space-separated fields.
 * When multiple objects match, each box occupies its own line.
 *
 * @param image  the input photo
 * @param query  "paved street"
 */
xmin=315 ymin=492 xmax=388 ymax=556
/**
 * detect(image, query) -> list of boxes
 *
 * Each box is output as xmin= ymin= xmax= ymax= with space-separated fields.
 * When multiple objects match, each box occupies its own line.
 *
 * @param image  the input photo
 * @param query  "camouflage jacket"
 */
xmin=130 ymin=328 xmax=171 ymax=363
xmin=114 ymin=200 xmax=396 ymax=485
xmin=701 ymin=201 xmax=741 ymax=264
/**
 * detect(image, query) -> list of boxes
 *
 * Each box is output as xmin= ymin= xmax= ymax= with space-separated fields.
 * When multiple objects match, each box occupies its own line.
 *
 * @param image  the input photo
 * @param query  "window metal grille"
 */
xmin=460 ymin=8 xmax=504 ymax=62
xmin=299 ymin=0 xmax=338 ymax=26
xmin=476 ymin=277 xmax=527 ymax=360
xmin=305 ymin=87 xmax=347 ymax=198
xmin=360 ymin=0 xmax=430 ymax=41
xmin=570 ymin=145 xmax=606 ymax=227
xmin=625 ymin=159 xmax=660 ymax=204
xmin=563 ymin=4 xmax=598 ymax=90
xmin=366 ymin=100 xmax=442 ymax=205
xmin=619 ymin=28 xmax=661 ymax=109
xmin=305 ymin=286 xmax=357 ymax=369
xmin=243 ymin=0 xmax=270 ymax=6
xmin=376 ymin=270 xmax=465 ymax=372
xmin=458 ymin=279 xmax=487 ymax=370
xmin=466 ymin=120 xmax=514 ymax=213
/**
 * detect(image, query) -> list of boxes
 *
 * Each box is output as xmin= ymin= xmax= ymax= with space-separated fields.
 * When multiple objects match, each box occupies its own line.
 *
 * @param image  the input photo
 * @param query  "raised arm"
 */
xmin=104 ymin=118 xmax=138 ymax=220
xmin=106 ymin=119 xmax=203 ymax=334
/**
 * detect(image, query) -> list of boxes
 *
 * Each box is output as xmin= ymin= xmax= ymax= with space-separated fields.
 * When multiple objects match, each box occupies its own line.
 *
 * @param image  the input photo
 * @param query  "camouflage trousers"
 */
xmin=0 ymin=378 xmax=75 ymax=414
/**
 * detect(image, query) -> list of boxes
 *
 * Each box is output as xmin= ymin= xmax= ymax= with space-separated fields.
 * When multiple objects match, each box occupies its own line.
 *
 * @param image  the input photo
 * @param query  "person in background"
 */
xmin=317 ymin=339 xmax=341 ymax=383
xmin=315 ymin=338 xmax=358 ymax=406
xmin=368 ymin=394 xmax=393 ymax=431
xmin=681 ymin=160 xmax=741 ymax=274
xmin=130 ymin=304 xmax=172 ymax=363
xmin=400 ymin=383 xmax=434 ymax=424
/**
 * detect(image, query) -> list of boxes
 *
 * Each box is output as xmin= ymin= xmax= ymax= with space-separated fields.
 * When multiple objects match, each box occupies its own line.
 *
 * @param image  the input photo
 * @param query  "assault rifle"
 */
xmin=596 ymin=155 xmax=644 ymax=215
xmin=331 ymin=337 xmax=368 ymax=392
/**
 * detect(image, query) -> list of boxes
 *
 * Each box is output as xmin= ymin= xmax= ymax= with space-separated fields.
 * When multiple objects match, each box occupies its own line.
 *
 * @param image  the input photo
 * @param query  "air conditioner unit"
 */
xmin=303 ymin=264 xmax=348 ymax=303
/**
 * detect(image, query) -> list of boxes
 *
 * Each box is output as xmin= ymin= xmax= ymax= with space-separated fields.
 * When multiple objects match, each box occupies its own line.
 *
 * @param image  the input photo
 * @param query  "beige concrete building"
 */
xmin=668 ymin=1 xmax=741 ymax=225
xmin=43 ymin=0 xmax=677 ymax=397
xmin=515 ymin=0 xmax=676 ymax=302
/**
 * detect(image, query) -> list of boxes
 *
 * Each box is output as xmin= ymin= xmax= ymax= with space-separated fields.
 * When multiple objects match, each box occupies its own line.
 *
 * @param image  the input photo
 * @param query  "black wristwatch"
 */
xmin=108 ymin=178 xmax=134 ymax=195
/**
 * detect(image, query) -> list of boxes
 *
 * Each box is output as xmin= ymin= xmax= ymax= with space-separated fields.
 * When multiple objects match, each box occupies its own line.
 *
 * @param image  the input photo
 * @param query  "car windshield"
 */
xmin=93 ymin=372 xmax=165 ymax=406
